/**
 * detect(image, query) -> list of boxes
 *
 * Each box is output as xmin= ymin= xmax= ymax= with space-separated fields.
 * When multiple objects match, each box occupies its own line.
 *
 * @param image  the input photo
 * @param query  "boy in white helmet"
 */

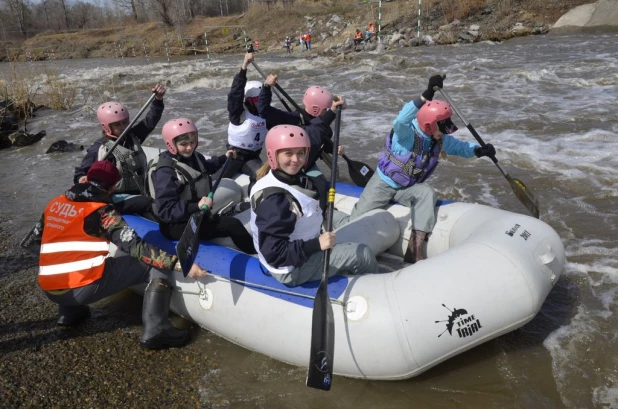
xmin=217 ymin=52 xmax=267 ymax=196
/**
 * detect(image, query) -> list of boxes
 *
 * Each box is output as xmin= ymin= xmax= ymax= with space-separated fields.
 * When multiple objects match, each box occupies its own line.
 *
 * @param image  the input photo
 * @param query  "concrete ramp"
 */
xmin=551 ymin=0 xmax=618 ymax=33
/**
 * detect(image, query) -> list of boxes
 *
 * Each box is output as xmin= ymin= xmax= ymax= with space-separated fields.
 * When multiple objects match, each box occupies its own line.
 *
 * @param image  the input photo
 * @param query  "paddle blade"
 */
xmin=507 ymin=176 xmax=540 ymax=218
xmin=342 ymin=155 xmax=374 ymax=187
xmin=175 ymin=211 xmax=206 ymax=276
xmin=306 ymin=280 xmax=335 ymax=391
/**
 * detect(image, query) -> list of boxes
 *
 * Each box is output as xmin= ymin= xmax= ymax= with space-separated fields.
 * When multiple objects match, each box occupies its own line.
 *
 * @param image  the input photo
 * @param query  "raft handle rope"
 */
xmin=175 ymin=274 xmax=346 ymax=307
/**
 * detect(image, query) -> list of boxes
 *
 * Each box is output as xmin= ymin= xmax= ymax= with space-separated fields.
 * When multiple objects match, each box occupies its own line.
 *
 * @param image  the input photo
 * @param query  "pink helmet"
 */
xmin=265 ymin=125 xmax=310 ymax=170
xmin=303 ymin=86 xmax=333 ymax=117
xmin=162 ymin=118 xmax=198 ymax=155
xmin=416 ymin=100 xmax=455 ymax=135
xmin=97 ymin=102 xmax=130 ymax=138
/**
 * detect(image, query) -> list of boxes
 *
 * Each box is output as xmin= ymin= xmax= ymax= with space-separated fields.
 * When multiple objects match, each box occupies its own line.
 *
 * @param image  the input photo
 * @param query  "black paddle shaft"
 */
xmin=306 ymin=107 xmax=341 ymax=391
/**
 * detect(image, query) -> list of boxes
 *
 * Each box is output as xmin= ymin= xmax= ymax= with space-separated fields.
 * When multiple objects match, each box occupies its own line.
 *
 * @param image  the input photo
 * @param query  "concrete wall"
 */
xmin=551 ymin=0 xmax=618 ymax=33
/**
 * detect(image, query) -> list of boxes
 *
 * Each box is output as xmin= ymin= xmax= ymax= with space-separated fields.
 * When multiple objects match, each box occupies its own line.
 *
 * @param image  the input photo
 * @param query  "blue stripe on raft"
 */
xmin=124 ymin=215 xmax=348 ymax=308
xmin=336 ymin=182 xmax=454 ymax=207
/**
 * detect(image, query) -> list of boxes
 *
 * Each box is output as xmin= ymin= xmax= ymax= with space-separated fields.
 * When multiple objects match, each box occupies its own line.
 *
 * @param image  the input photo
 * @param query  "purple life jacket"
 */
xmin=377 ymin=128 xmax=441 ymax=188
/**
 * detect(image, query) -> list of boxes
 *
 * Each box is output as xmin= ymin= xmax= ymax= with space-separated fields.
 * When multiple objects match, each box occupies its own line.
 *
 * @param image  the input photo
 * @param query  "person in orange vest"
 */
xmin=304 ymin=31 xmax=312 ymax=50
xmin=254 ymin=40 xmax=260 ymax=51
xmin=33 ymin=160 xmax=207 ymax=349
xmin=354 ymin=29 xmax=363 ymax=46
xmin=369 ymin=21 xmax=376 ymax=35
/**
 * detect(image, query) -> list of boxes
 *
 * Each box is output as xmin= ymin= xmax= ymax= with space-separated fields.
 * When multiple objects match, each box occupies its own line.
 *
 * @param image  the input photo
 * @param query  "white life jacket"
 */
xmin=249 ymin=171 xmax=322 ymax=275
xmin=97 ymin=135 xmax=148 ymax=194
xmin=227 ymin=111 xmax=267 ymax=152
xmin=148 ymin=154 xmax=212 ymax=216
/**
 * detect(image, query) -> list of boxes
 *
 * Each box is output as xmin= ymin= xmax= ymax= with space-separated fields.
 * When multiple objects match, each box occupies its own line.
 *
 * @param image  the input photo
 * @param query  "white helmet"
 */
xmin=244 ymin=80 xmax=263 ymax=99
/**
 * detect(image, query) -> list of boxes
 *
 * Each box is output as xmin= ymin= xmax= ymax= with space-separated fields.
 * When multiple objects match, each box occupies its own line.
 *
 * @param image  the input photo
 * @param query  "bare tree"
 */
xmin=72 ymin=1 xmax=92 ymax=29
xmin=114 ymin=0 xmax=139 ymax=20
xmin=58 ymin=0 xmax=70 ymax=29
xmin=150 ymin=0 xmax=174 ymax=26
xmin=2 ymin=0 xmax=29 ymax=37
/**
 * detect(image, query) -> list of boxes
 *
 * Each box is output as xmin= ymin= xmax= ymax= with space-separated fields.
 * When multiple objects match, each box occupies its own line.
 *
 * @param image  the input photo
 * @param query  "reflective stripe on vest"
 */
xmin=38 ymin=195 xmax=109 ymax=291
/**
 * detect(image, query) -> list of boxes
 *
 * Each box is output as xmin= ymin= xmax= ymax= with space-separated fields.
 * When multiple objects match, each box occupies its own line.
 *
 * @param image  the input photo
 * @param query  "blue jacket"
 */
xmin=150 ymin=151 xmax=227 ymax=223
xmin=377 ymin=97 xmax=479 ymax=188
xmin=73 ymin=99 xmax=164 ymax=183
xmin=254 ymin=171 xmax=322 ymax=269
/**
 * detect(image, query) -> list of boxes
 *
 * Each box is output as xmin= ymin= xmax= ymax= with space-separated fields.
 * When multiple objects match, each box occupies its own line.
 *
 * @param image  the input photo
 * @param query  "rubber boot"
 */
xmin=140 ymin=278 xmax=190 ymax=350
xmin=403 ymin=230 xmax=427 ymax=264
xmin=57 ymin=304 xmax=90 ymax=327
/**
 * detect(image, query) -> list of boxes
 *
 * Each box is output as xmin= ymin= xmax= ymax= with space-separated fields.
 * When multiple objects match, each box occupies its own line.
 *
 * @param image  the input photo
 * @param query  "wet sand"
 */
xmin=0 ymin=215 xmax=219 ymax=408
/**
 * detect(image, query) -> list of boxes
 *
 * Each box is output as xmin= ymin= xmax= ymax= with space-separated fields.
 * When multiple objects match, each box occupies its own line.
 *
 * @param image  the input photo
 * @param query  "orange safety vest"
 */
xmin=305 ymin=34 xmax=311 ymax=42
xmin=255 ymin=41 xmax=259 ymax=47
xmin=38 ymin=195 xmax=110 ymax=291
xmin=355 ymin=32 xmax=362 ymax=39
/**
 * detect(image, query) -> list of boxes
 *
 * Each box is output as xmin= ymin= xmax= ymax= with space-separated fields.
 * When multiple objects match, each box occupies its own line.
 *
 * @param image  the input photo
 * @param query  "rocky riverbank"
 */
xmin=5 ymin=0 xmax=614 ymax=62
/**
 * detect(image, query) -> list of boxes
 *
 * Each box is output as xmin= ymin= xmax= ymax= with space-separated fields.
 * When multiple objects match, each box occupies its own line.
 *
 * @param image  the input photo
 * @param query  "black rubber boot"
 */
xmin=140 ymin=278 xmax=190 ymax=350
xmin=57 ymin=305 xmax=90 ymax=327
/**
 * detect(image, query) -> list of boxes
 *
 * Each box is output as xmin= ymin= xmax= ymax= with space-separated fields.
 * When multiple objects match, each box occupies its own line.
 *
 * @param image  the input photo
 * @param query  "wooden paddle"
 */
xmin=435 ymin=82 xmax=540 ymax=218
xmin=175 ymin=157 xmax=232 ymax=276
xmin=250 ymin=61 xmax=374 ymax=187
xmin=306 ymin=107 xmax=341 ymax=391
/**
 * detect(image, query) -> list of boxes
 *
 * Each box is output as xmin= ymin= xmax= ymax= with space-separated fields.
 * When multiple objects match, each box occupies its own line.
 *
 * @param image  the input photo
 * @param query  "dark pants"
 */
xmin=214 ymin=150 xmax=262 ymax=193
xmin=44 ymin=256 xmax=166 ymax=307
xmin=112 ymin=194 xmax=157 ymax=221
xmin=160 ymin=214 xmax=256 ymax=255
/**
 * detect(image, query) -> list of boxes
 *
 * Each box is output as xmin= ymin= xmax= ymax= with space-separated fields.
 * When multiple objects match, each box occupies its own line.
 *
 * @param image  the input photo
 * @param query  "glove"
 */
xmin=421 ymin=75 xmax=444 ymax=101
xmin=474 ymin=144 xmax=496 ymax=158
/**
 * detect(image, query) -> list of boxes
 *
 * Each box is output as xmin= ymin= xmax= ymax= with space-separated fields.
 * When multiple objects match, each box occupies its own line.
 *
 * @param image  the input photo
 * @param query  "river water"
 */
xmin=1 ymin=33 xmax=616 ymax=408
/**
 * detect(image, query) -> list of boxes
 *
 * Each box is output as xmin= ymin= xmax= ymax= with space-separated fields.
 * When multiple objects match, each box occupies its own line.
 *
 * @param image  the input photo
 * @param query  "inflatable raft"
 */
xmin=120 ymin=156 xmax=565 ymax=380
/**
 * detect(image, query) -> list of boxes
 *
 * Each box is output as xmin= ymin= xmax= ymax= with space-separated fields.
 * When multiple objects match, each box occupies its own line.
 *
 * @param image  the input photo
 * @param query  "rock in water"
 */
xmin=46 ymin=139 xmax=84 ymax=153
xmin=9 ymin=130 xmax=46 ymax=147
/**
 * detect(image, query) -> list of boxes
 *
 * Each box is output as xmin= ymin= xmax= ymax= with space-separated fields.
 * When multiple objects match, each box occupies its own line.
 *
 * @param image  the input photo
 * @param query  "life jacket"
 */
xmin=227 ymin=111 xmax=267 ymax=152
xmin=148 ymin=153 xmax=212 ymax=215
xmin=369 ymin=25 xmax=376 ymax=34
xmin=377 ymin=128 xmax=441 ymax=187
xmin=249 ymin=171 xmax=322 ymax=276
xmin=97 ymin=134 xmax=148 ymax=194
xmin=38 ymin=195 xmax=110 ymax=291
xmin=355 ymin=32 xmax=362 ymax=39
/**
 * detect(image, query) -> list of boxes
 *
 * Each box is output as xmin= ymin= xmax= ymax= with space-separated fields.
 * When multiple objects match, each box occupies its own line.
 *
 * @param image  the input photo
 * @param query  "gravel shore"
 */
xmin=0 ymin=216 xmax=220 ymax=408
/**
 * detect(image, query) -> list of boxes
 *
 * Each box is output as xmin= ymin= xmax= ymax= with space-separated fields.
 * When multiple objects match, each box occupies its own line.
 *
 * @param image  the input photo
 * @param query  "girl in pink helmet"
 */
xmin=249 ymin=125 xmax=377 ymax=287
xmin=148 ymin=118 xmax=256 ymax=255
xmin=347 ymin=75 xmax=495 ymax=263
xmin=258 ymin=75 xmax=346 ymax=208
xmin=73 ymin=83 xmax=166 ymax=217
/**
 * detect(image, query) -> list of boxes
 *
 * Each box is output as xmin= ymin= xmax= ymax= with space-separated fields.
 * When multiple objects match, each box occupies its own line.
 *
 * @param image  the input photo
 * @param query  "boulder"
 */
xmin=9 ymin=130 xmax=46 ymax=147
xmin=551 ymin=0 xmax=618 ymax=34
xmin=46 ymin=139 xmax=84 ymax=153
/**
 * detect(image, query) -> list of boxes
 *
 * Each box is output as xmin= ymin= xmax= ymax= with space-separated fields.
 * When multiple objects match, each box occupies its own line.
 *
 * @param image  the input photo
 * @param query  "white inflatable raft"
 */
xmin=121 ymin=151 xmax=565 ymax=380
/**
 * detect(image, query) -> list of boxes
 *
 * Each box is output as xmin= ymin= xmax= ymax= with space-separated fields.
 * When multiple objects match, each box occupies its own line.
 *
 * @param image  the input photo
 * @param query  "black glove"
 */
xmin=422 ymin=75 xmax=444 ymax=101
xmin=474 ymin=144 xmax=496 ymax=158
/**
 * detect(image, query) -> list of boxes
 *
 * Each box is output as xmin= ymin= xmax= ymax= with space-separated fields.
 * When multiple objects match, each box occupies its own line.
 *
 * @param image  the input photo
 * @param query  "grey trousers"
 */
xmin=348 ymin=172 xmax=437 ymax=233
xmin=274 ymin=211 xmax=378 ymax=287
xmin=44 ymin=256 xmax=168 ymax=307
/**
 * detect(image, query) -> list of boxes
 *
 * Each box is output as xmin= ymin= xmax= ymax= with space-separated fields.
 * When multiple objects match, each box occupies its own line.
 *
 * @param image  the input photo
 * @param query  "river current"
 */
xmin=1 ymin=33 xmax=616 ymax=409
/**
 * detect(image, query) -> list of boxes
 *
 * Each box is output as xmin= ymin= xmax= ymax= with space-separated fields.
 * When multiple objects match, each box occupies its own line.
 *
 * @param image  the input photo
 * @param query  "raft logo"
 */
xmin=505 ymin=223 xmax=521 ymax=237
xmin=435 ymin=303 xmax=483 ymax=339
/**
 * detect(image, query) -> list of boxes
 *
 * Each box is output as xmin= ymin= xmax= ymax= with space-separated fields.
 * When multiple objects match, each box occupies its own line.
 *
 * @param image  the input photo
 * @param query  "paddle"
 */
xmin=435 ymin=82 xmax=540 ymax=218
xmin=250 ymin=63 xmax=374 ymax=187
xmin=175 ymin=157 xmax=232 ymax=276
xmin=306 ymin=107 xmax=341 ymax=391
xmin=101 ymin=92 xmax=157 ymax=161
xmin=20 ymin=92 xmax=158 ymax=250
